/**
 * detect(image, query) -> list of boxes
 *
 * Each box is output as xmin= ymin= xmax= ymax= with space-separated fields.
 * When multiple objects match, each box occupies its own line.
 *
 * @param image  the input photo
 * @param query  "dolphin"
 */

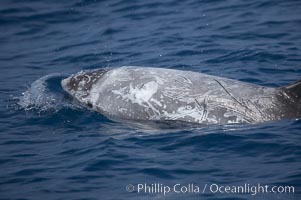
xmin=61 ymin=66 xmax=301 ymax=125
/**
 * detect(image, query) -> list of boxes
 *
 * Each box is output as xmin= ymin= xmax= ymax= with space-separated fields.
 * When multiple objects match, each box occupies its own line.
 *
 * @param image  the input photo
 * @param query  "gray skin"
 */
xmin=61 ymin=66 xmax=301 ymax=125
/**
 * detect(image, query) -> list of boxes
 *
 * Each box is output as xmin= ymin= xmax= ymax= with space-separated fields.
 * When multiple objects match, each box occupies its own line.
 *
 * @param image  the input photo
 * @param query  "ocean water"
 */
xmin=0 ymin=0 xmax=301 ymax=199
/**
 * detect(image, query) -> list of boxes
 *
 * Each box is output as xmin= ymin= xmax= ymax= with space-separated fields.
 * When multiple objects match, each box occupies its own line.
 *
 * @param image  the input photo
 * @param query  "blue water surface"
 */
xmin=0 ymin=0 xmax=301 ymax=199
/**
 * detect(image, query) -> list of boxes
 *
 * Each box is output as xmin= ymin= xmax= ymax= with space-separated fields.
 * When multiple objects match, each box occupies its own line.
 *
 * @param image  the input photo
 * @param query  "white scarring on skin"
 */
xmin=61 ymin=66 xmax=301 ymax=125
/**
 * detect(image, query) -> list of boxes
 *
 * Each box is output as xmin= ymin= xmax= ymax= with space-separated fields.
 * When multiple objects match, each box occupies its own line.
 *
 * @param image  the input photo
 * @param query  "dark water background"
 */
xmin=1 ymin=0 xmax=301 ymax=199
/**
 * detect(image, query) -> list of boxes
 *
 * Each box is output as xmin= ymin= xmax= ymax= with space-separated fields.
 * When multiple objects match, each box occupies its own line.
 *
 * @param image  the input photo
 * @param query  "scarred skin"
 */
xmin=61 ymin=66 xmax=300 ymax=125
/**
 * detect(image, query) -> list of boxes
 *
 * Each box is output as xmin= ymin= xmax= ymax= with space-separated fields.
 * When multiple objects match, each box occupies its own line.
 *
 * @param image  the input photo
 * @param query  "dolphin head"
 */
xmin=61 ymin=69 xmax=108 ymax=107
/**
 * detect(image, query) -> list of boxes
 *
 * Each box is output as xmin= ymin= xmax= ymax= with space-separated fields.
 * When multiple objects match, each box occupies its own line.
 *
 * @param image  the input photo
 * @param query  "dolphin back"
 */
xmin=62 ymin=66 xmax=301 ymax=124
xmin=284 ymin=80 xmax=301 ymax=101
xmin=278 ymin=80 xmax=301 ymax=118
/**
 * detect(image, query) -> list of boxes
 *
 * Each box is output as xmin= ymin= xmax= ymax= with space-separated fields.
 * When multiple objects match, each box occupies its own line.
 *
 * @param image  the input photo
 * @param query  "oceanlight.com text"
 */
xmin=126 ymin=183 xmax=295 ymax=196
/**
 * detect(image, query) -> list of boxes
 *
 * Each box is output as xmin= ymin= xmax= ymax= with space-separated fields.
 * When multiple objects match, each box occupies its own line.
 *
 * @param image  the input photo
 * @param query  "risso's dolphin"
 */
xmin=61 ymin=66 xmax=300 ymax=125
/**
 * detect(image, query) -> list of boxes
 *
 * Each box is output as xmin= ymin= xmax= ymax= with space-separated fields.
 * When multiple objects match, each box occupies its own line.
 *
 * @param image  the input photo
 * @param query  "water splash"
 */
xmin=18 ymin=73 xmax=82 ymax=113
